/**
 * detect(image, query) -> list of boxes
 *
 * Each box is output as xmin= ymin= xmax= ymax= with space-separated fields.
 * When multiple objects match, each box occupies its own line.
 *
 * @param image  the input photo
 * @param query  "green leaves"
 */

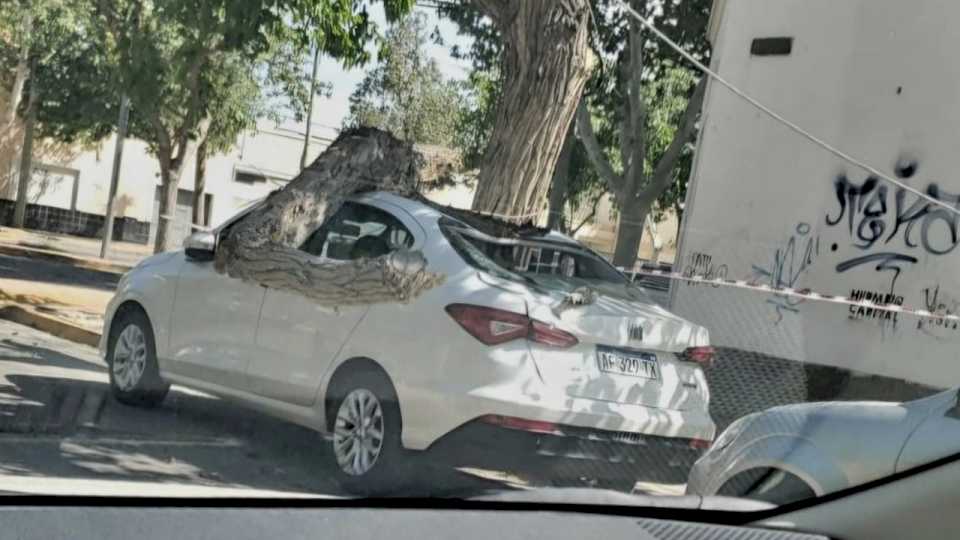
xmin=345 ymin=12 xmax=463 ymax=147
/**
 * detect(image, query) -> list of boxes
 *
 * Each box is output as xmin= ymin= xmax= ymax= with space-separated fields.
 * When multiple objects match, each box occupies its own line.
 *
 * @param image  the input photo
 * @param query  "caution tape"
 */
xmin=618 ymin=266 xmax=960 ymax=323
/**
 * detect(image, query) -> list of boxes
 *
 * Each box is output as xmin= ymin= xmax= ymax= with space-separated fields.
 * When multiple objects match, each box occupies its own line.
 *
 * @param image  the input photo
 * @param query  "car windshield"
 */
xmin=2 ymin=0 xmax=959 ymax=520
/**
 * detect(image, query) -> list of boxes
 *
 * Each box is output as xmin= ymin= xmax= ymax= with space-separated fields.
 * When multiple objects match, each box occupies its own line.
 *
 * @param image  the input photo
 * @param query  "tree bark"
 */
xmin=215 ymin=128 xmax=444 ymax=307
xmin=611 ymin=195 xmax=644 ymax=267
xmin=3 ymin=10 xmax=31 ymax=130
xmin=154 ymin=156 xmax=183 ymax=253
xmin=13 ymin=56 xmax=38 ymax=229
xmin=193 ymin=138 xmax=207 ymax=227
xmin=547 ymin=123 xmax=575 ymax=231
xmin=470 ymin=0 xmax=593 ymax=222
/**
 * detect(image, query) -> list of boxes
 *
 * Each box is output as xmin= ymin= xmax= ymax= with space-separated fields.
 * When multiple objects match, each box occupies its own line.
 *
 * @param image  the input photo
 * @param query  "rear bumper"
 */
xmin=428 ymin=419 xmax=707 ymax=485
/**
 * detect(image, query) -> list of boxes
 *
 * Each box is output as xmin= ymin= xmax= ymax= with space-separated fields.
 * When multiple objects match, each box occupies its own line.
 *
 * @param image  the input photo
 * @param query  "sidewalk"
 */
xmin=0 ymin=228 xmax=138 ymax=346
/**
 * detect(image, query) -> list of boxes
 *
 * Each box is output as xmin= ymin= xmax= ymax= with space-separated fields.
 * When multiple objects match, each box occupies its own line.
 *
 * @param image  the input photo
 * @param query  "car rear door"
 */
xmin=248 ymin=199 xmax=423 ymax=405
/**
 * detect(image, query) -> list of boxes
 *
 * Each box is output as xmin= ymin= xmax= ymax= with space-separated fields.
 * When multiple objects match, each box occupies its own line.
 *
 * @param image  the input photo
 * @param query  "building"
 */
xmin=0 ymin=118 xmax=333 ymax=247
xmin=671 ymin=0 xmax=960 ymax=388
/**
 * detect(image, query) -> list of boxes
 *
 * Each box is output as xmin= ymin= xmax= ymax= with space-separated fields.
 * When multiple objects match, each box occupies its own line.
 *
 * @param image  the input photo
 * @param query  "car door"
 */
xmin=167 ymin=209 xmax=267 ymax=390
xmin=249 ymin=200 xmax=420 ymax=405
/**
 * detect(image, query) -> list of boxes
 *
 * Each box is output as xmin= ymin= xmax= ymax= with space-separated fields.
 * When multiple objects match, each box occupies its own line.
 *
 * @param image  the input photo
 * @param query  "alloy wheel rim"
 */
xmin=333 ymin=388 xmax=385 ymax=476
xmin=113 ymin=324 xmax=147 ymax=391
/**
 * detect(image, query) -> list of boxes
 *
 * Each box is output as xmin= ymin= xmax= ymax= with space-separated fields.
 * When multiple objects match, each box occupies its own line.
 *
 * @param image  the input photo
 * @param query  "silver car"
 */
xmin=686 ymin=388 xmax=960 ymax=504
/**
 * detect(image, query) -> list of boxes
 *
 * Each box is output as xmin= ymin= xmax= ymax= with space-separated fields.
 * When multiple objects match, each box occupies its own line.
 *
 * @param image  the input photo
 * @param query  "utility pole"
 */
xmin=13 ymin=56 xmax=38 ymax=229
xmin=100 ymin=95 xmax=130 ymax=259
xmin=300 ymin=46 xmax=320 ymax=171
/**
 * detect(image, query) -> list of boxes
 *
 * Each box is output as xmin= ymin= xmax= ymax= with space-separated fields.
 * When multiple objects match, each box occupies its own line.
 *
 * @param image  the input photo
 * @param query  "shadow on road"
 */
xmin=0 ymin=253 xmax=120 ymax=291
xmin=0 ymin=338 xmax=106 ymax=374
xmin=0 ymin=341 xmax=508 ymax=498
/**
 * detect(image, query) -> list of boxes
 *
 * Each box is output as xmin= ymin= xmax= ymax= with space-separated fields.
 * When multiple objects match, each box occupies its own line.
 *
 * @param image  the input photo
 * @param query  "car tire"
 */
xmin=327 ymin=367 xmax=415 ymax=496
xmin=717 ymin=468 xmax=816 ymax=505
xmin=106 ymin=307 xmax=170 ymax=407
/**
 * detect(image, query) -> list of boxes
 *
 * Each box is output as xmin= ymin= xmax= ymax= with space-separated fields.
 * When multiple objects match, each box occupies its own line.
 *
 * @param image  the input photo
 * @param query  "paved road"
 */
xmin=0 ymin=320 xmax=506 ymax=498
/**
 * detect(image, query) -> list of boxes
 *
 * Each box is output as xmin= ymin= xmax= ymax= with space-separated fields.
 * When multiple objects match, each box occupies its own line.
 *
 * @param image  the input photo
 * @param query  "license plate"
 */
xmin=596 ymin=347 xmax=660 ymax=380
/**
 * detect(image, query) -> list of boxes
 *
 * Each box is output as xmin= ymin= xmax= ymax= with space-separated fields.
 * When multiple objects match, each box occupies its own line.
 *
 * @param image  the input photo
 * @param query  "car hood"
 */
xmin=737 ymin=389 xmax=957 ymax=487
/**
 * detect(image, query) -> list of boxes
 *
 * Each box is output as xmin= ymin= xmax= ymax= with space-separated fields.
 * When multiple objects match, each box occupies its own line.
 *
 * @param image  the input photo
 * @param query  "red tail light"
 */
xmin=479 ymin=414 xmax=563 ymax=435
xmin=445 ymin=304 xmax=579 ymax=348
xmin=689 ymin=438 xmax=712 ymax=450
xmin=683 ymin=346 xmax=716 ymax=368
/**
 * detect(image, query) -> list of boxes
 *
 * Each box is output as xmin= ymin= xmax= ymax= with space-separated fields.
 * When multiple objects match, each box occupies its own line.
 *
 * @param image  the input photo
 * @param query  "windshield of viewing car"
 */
xmin=3 ymin=0 xmax=960 ymax=519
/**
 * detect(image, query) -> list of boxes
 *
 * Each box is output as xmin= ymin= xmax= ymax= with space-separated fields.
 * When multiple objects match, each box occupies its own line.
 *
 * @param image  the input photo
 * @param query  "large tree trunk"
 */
xmin=13 ymin=57 xmax=38 ymax=229
xmin=215 ymin=128 xmax=444 ymax=306
xmin=547 ymin=123 xmax=575 ymax=231
xmin=612 ymin=194 xmax=645 ymax=267
xmin=192 ymin=138 xmax=207 ymax=227
xmin=154 ymin=156 xmax=183 ymax=253
xmin=470 ymin=0 xmax=593 ymax=222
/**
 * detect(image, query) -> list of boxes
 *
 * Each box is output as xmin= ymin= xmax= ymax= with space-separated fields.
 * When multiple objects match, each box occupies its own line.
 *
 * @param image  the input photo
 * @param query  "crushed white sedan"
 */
xmin=101 ymin=192 xmax=715 ymax=493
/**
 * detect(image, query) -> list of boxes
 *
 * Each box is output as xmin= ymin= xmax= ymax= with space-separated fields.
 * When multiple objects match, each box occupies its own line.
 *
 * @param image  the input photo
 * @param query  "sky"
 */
xmin=285 ymin=5 xmax=474 ymax=142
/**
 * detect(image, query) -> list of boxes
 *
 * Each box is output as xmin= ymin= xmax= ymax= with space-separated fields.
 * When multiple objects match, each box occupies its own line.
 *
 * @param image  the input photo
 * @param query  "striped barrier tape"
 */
xmin=618 ymin=266 xmax=960 ymax=323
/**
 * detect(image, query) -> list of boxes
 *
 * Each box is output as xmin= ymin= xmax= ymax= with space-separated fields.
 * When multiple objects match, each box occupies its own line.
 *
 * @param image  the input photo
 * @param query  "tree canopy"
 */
xmin=345 ymin=12 xmax=462 ymax=146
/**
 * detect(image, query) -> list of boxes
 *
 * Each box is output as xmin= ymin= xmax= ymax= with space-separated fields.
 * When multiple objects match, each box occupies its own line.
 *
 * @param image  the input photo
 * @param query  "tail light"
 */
xmin=479 ymin=414 xmax=563 ymax=435
xmin=683 ymin=346 xmax=716 ymax=368
xmin=689 ymin=438 xmax=712 ymax=450
xmin=445 ymin=304 xmax=579 ymax=348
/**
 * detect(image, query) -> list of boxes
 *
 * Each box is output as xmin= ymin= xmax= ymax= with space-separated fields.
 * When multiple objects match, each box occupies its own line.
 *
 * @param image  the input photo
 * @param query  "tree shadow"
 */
xmin=0 ymin=368 xmax=505 ymax=497
xmin=0 ymin=338 xmax=106 ymax=374
xmin=0 ymin=253 xmax=119 ymax=290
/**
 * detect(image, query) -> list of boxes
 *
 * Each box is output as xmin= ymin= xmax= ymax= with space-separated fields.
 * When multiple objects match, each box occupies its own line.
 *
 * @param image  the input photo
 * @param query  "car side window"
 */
xmin=300 ymin=202 xmax=414 ymax=260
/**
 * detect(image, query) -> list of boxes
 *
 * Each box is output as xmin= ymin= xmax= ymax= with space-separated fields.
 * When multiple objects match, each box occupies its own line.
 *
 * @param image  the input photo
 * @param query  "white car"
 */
xmin=686 ymin=388 xmax=960 ymax=505
xmin=101 ymin=191 xmax=715 ymax=493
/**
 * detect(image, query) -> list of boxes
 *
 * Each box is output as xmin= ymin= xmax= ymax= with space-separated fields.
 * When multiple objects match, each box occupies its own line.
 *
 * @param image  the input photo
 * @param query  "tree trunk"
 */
xmin=3 ymin=11 xmax=31 ymax=130
xmin=13 ymin=56 xmax=38 ymax=229
xmin=612 ymin=195 xmax=645 ymax=268
xmin=215 ymin=128 xmax=444 ymax=307
xmin=154 ymin=157 xmax=183 ymax=253
xmin=192 ymin=138 xmax=207 ymax=227
xmin=547 ymin=123 xmax=575 ymax=231
xmin=470 ymin=0 xmax=593 ymax=221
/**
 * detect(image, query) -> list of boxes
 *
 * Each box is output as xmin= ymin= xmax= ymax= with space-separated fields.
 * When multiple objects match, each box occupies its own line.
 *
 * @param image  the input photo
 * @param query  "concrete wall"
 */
xmin=671 ymin=0 xmax=960 ymax=387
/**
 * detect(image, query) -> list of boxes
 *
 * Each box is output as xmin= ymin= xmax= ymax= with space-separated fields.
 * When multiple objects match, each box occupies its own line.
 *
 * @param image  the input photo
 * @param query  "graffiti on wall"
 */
xmin=682 ymin=251 xmax=728 ymax=287
xmin=825 ymin=161 xmax=960 ymax=291
xmin=751 ymin=222 xmax=820 ymax=324
xmin=918 ymin=285 xmax=960 ymax=335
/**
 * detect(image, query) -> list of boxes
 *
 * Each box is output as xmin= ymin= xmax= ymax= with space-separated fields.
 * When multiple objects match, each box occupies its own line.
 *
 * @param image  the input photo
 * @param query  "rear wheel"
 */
xmin=106 ymin=307 xmax=169 ymax=407
xmin=717 ymin=468 xmax=816 ymax=505
xmin=327 ymin=367 xmax=415 ymax=495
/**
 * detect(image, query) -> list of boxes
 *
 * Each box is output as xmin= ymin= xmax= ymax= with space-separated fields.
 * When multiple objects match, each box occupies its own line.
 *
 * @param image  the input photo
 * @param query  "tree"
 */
xmin=0 ymin=0 xmax=114 ymax=226
xmin=466 ymin=1 xmax=594 ymax=220
xmin=80 ymin=0 xmax=414 ymax=253
xmin=216 ymin=128 xmax=444 ymax=305
xmin=191 ymin=42 xmax=325 ymax=228
xmin=575 ymin=0 xmax=711 ymax=267
xmin=345 ymin=12 xmax=462 ymax=146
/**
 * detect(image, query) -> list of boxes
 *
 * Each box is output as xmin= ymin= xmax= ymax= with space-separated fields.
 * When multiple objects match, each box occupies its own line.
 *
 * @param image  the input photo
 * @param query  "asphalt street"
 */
xmin=0 ymin=319 xmax=507 ymax=498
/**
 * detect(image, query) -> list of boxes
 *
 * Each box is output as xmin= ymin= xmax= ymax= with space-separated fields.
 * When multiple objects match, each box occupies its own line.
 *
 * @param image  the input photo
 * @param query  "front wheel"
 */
xmin=106 ymin=308 xmax=169 ymax=407
xmin=328 ymin=369 xmax=415 ymax=495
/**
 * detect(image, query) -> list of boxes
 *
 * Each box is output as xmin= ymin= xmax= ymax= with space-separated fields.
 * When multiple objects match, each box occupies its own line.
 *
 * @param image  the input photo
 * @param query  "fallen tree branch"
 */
xmin=214 ymin=128 xmax=445 ymax=306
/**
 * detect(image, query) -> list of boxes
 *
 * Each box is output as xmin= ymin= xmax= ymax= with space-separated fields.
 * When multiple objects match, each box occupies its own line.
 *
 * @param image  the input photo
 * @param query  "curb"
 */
xmin=0 ymin=244 xmax=132 ymax=274
xmin=0 ymin=304 xmax=101 ymax=348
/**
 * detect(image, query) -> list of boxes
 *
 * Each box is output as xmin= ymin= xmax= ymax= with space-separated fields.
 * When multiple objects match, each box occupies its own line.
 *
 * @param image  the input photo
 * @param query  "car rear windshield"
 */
xmin=438 ymin=217 xmax=628 ymax=287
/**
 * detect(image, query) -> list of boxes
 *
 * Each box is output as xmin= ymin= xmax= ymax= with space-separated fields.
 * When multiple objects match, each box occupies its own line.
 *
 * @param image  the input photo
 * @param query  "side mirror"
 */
xmin=184 ymin=231 xmax=216 ymax=262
